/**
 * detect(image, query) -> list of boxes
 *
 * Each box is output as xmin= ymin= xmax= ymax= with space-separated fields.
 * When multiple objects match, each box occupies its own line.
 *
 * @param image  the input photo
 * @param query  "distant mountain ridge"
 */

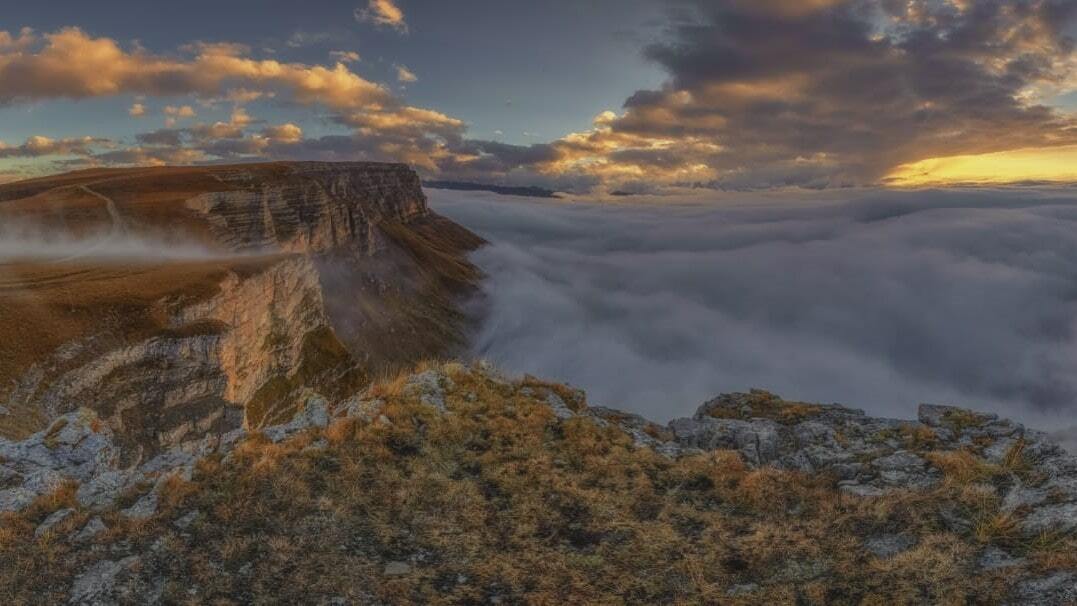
xmin=423 ymin=180 xmax=559 ymax=198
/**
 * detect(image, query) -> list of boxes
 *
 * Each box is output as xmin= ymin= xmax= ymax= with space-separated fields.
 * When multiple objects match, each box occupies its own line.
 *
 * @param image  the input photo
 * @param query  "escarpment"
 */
xmin=0 ymin=162 xmax=483 ymax=459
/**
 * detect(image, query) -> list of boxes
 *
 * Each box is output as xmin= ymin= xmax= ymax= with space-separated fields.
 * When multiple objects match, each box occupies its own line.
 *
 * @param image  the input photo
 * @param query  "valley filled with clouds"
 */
xmin=432 ymin=187 xmax=1077 ymax=444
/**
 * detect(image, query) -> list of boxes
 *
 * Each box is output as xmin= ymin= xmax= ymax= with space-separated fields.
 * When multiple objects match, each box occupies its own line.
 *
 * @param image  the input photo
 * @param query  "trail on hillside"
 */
xmin=53 ymin=184 xmax=125 ymax=263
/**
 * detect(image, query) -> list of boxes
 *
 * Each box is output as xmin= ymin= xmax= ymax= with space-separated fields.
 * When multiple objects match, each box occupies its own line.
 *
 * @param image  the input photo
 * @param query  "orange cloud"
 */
xmin=355 ymin=0 xmax=408 ymax=33
xmin=262 ymin=123 xmax=304 ymax=143
xmin=395 ymin=64 xmax=417 ymax=83
xmin=0 ymin=135 xmax=105 ymax=158
xmin=0 ymin=28 xmax=393 ymax=111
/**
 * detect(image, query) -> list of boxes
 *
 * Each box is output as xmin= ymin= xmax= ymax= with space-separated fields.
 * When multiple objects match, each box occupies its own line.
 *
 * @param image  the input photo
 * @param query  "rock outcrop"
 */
xmin=1 ymin=364 xmax=1074 ymax=605
xmin=184 ymin=162 xmax=428 ymax=254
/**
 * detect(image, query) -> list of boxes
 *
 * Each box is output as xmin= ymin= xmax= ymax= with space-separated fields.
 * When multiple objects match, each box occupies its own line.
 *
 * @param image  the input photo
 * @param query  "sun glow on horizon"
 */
xmin=886 ymin=145 xmax=1077 ymax=187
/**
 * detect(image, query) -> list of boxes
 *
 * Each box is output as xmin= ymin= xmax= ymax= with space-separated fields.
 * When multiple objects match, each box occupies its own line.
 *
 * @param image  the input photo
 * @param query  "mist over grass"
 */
xmin=429 ymin=187 xmax=1077 ymax=444
xmin=0 ymin=223 xmax=220 ymax=263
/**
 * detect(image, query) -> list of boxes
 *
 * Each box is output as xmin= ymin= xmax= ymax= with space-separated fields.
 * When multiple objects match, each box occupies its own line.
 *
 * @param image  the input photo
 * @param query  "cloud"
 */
xmin=403 ymin=0 xmax=1077 ymax=192
xmin=0 ymin=135 xmax=106 ymax=158
xmin=0 ymin=27 xmax=393 ymax=111
xmin=163 ymin=105 xmax=196 ymax=119
xmin=286 ymin=31 xmax=333 ymax=49
xmin=330 ymin=50 xmax=361 ymax=64
xmin=261 ymin=123 xmax=303 ymax=143
xmin=395 ymin=64 xmax=417 ymax=83
xmin=430 ymin=186 xmax=1077 ymax=436
xmin=127 ymin=102 xmax=146 ymax=117
xmin=355 ymin=0 xmax=408 ymax=33
xmin=566 ymin=0 xmax=1077 ymax=189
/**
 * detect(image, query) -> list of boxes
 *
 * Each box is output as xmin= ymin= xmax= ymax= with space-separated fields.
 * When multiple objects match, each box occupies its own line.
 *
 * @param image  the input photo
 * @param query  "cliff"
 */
xmin=0 ymin=162 xmax=483 ymax=460
xmin=0 ymin=363 xmax=1074 ymax=604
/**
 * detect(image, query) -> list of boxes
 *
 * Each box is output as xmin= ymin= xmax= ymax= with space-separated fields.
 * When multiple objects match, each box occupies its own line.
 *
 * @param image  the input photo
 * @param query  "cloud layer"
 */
xmin=430 ymin=187 xmax=1077 ymax=438
xmin=2 ymin=0 xmax=1075 ymax=191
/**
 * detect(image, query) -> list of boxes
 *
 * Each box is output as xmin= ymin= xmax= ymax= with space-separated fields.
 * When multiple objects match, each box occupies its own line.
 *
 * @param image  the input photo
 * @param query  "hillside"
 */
xmin=1 ymin=362 xmax=1075 ymax=604
xmin=0 ymin=163 xmax=483 ymax=460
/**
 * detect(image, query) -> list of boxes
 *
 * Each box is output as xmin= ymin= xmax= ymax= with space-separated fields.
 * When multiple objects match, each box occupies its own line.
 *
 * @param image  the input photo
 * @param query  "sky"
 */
xmin=1 ymin=0 xmax=1076 ymax=190
xmin=430 ymin=186 xmax=1077 ymax=448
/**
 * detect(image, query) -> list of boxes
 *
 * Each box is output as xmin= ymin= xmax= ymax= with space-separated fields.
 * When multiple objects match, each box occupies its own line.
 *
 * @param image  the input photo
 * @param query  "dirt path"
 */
xmin=54 ymin=185 xmax=124 ymax=263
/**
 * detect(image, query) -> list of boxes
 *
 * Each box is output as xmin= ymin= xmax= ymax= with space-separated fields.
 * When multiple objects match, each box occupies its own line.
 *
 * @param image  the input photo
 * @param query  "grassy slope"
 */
xmin=1 ymin=363 xmax=1073 ymax=605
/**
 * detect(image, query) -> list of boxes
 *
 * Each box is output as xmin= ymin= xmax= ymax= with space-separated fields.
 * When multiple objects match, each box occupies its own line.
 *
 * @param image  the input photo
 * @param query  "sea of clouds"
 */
xmin=429 ymin=187 xmax=1077 ymax=447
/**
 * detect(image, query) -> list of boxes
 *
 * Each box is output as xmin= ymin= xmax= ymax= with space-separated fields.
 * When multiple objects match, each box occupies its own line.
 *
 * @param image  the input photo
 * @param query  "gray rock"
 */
xmin=264 ymin=396 xmax=331 ymax=443
xmin=121 ymin=491 xmax=158 ymax=521
xmin=0 ymin=486 xmax=39 ymax=512
xmin=1020 ymin=502 xmax=1077 ymax=536
xmin=0 ymin=463 xmax=17 ymax=484
xmin=726 ymin=583 xmax=759 ymax=597
xmin=35 ymin=507 xmax=75 ymax=538
xmin=338 ymin=398 xmax=385 ymax=422
xmin=0 ymin=410 xmax=118 ymax=484
xmin=669 ymin=417 xmax=781 ymax=466
xmin=863 ymin=534 xmax=917 ymax=558
xmin=68 ymin=556 xmax=140 ymax=605
xmin=545 ymin=392 xmax=575 ymax=420
xmin=74 ymin=517 xmax=107 ymax=542
xmin=977 ymin=546 xmax=1025 ymax=571
xmin=76 ymin=470 xmax=136 ymax=509
xmin=173 ymin=510 xmax=200 ymax=530
xmin=0 ymin=406 xmax=9 ymax=415
xmin=383 ymin=561 xmax=411 ymax=576
xmin=1001 ymin=482 xmax=1048 ymax=513
xmin=0 ymin=410 xmax=122 ymax=513
xmin=840 ymin=483 xmax=886 ymax=497
xmin=1011 ymin=572 xmax=1077 ymax=606
xmin=872 ymin=451 xmax=926 ymax=471
xmin=983 ymin=437 xmax=1019 ymax=464
xmin=404 ymin=370 xmax=453 ymax=412
xmin=793 ymin=421 xmax=838 ymax=448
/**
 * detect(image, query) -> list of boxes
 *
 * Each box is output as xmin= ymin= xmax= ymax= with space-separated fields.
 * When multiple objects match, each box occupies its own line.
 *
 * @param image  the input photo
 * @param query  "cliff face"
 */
xmin=0 ymin=162 xmax=482 ymax=459
xmin=184 ymin=163 xmax=429 ymax=254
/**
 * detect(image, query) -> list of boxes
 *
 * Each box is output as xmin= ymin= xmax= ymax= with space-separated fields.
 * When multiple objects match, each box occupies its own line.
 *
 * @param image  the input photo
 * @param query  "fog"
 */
xmin=0 ymin=223 xmax=218 ymax=262
xmin=429 ymin=187 xmax=1077 ymax=446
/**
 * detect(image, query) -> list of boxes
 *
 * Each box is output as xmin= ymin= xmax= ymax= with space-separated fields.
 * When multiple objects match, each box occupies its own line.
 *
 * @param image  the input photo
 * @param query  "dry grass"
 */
xmin=0 ymin=364 xmax=1066 ymax=604
xmin=704 ymin=389 xmax=825 ymax=424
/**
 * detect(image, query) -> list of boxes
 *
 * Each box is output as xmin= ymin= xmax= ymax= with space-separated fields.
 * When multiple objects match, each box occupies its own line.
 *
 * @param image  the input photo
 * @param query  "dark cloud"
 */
xmin=431 ymin=186 xmax=1077 ymax=433
xmin=596 ymin=0 xmax=1077 ymax=188
xmin=135 ymin=129 xmax=184 ymax=147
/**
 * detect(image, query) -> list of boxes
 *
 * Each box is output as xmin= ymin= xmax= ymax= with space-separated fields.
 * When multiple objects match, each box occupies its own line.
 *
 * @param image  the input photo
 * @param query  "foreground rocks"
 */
xmin=1 ymin=364 xmax=1074 ymax=604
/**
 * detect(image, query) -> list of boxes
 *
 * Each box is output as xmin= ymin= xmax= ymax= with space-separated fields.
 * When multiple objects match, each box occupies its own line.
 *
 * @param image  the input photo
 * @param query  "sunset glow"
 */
xmin=886 ymin=145 xmax=1077 ymax=187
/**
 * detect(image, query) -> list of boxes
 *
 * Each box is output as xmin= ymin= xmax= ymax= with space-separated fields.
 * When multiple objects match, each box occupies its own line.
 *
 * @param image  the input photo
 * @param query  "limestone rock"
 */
xmin=404 ymin=370 xmax=453 ymax=412
xmin=76 ymin=470 xmax=137 ymax=510
xmin=121 ymin=491 xmax=158 ymax=521
xmin=264 ymin=396 xmax=331 ymax=443
xmin=68 ymin=556 xmax=140 ymax=605
xmin=74 ymin=517 xmax=107 ymax=543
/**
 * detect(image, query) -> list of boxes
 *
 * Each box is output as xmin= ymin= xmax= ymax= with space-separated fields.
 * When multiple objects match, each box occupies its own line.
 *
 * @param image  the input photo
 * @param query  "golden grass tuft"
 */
xmin=926 ymin=450 xmax=999 ymax=486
